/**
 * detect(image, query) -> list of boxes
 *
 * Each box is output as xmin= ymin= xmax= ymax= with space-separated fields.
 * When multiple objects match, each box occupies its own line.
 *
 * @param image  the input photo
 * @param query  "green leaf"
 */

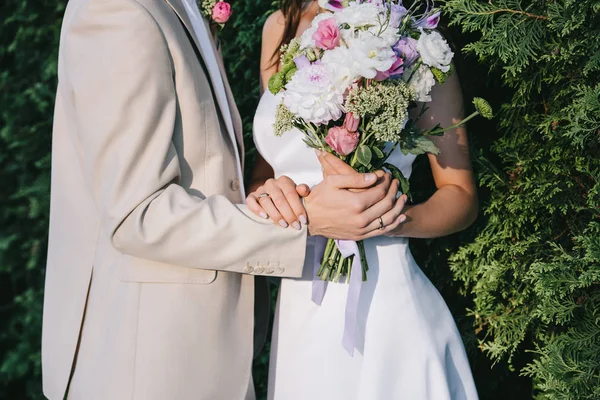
xmin=383 ymin=163 xmax=411 ymax=198
xmin=284 ymin=66 xmax=297 ymax=83
xmin=373 ymin=147 xmax=385 ymax=159
xmin=403 ymin=135 xmax=441 ymax=155
xmin=431 ymin=67 xmax=448 ymax=84
xmin=416 ymin=136 xmax=441 ymax=155
xmin=356 ymin=145 xmax=372 ymax=167
xmin=268 ymin=71 xmax=284 ymax=95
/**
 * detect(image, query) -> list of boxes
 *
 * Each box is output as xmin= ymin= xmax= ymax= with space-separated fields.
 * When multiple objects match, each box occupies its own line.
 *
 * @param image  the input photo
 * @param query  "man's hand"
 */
xmin=318 ymin=150 xmax=357 ymax=177
xmin=304 ymin=152 xmax=408 ymax=240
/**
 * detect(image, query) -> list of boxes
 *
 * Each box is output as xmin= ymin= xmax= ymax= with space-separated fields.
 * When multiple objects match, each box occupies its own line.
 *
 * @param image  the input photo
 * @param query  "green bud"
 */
xmin=306 ymin=48 xmax=317 ymax=62
xmin=473 ymin=97 xmax=494 ymax=120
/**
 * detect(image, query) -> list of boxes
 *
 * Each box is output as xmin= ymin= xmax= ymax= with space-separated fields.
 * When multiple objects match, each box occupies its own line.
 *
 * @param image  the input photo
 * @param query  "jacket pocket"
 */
xmin=118 ymin=255 xmax=217 ymax=284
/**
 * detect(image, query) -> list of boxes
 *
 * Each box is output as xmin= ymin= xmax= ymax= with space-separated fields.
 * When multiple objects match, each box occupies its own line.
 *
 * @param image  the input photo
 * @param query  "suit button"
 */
xmin=255 ymin=267 xmax=265 ymax=274
xmin=230 ymin=179 xmax=240 ymax=191
xmin=243 ymin=266 xmax=254 ymax=274
xmin=265 ymin=267 xmax=274 ymax=274
xmin=275 ymin=267 xmax=284 ymax=275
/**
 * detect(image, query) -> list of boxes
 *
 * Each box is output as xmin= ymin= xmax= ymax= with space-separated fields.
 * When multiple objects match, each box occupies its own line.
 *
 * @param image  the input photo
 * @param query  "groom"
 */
xmin=42 ymin=0 xmax=398 ymax=399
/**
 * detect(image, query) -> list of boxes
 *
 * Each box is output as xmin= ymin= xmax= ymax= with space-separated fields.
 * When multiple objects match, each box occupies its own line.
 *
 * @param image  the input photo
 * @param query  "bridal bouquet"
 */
xmin=269 ymin=0 xmax=492 ymax=283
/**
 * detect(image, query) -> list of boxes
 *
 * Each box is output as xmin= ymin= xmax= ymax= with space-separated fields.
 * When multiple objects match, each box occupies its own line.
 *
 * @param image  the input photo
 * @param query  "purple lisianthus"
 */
xmin=389 ymin=4 xmax=408 ymax=28
xmin=419 ymin=11 xmax=441 ymax=29
xmin=393 ymin=36 xmax=419 ymax=67
xmin=294 ymin=55 xmax=311 ymax=70
xmin=320 ymin=0 xmax=345 ymax=12
xmin=374 ymin=56 xmax=404 ymax=81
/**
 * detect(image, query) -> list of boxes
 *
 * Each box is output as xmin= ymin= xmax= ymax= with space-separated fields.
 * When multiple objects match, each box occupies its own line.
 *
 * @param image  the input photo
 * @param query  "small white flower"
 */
xmin=416 ymin=29 xmax=454 ymax=73
xmin=404 ymin=64 xmax=436 ymax=102
xmin=283 ymin=63 xmax=344 ymax=124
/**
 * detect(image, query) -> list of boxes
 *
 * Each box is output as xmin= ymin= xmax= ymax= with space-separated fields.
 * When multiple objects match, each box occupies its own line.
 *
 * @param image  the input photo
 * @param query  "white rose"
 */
xmin=404 ymin=64 xmax=435 ymax=102
xmin=416 ymin=29 xmax=453 ymax=73
xmin=349 ymin=34 xmax=397 ymax=79
xmin=283 ymin=64 xmax=344 ymax=125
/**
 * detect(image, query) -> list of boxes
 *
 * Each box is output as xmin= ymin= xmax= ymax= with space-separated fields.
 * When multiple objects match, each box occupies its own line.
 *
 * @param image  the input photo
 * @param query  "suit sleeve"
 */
xmin=63 ymin=0 xmax=307 ymax=277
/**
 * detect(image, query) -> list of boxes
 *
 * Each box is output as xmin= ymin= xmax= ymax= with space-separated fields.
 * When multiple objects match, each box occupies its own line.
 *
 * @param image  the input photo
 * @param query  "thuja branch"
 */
xmin=469 ymin=8 xmax=548 ymax=21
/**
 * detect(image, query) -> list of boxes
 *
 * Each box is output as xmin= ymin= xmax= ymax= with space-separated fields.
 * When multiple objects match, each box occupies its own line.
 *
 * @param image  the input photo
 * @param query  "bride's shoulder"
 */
xmin=263 ymin=10 xmax=286 ymax=36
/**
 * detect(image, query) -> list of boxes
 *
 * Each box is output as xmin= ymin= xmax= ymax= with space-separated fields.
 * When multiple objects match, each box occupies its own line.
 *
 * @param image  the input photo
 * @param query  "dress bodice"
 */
xmin=253 ymin=91 xmax=417 ymax=187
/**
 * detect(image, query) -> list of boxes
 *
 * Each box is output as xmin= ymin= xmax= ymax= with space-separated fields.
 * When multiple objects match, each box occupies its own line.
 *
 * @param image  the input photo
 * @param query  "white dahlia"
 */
xmin=321 ymin=46 xmax=361 ymax=92
xmin=283 ymin=63 xmax=344 ymax=125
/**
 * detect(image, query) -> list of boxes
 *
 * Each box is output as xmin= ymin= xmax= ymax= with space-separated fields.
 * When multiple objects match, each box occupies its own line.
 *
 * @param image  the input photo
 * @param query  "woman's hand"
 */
xmin=316 ymin=151 xmax=409 ymax=233
xmin=246 ymin=176 xmax=310 ymax=230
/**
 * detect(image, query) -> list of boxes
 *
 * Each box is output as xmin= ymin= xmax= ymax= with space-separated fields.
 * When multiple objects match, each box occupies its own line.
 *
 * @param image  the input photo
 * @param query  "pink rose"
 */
xmin=344 ymin=112 xmax=360 ymax=132
xmin=312 ymin=18 xmax=341 ymax=50
xmin=325 ymin=126 xmax=360 ymax=156
xmin=212 ymin=1 xmax=232 ymax=24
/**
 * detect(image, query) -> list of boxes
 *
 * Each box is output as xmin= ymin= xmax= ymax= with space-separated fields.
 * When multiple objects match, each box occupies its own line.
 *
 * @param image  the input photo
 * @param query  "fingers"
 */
xmin=363 ymin=194 xmax=407 ymax=234
xmin=326 ymin=172 xmax=379 ymax=190
xmin=246 ymin=194 xmax=268 ymax=220
xmin=254 ymin=177 xmax=308 ymax=230
xmin=316 ymin=150 xmax=356 ymax=177
xmin=264 ymin=181 xmax=300 ymax=229
xmin=352 ymin=173 xmax=394 ymax=209
xmin=296 ymin=184 xmax=311 ymax=197
xmin=360 ymin=179 xmax=401 ymax=223
xmin=257 ymin=194 xmax=288 ymax=227
xmin=360 ymin=211 xmax=406 ymax=240
xmin=316 ymin=150 xmax=341 ymax=177
xmin=283 ymin=186 xmax=308 ymax=226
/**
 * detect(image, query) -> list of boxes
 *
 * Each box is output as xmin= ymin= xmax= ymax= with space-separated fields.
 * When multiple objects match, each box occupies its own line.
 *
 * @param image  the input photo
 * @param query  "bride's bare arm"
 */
xmin=387 ymin=71 xmax=478 ymax=238
xmin=260 ymin=10 xmax=285 ymax=93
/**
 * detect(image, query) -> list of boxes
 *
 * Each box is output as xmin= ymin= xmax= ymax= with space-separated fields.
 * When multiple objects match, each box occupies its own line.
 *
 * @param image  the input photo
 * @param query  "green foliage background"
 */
xmin=0 ymin=0 xmax=598 ymax=399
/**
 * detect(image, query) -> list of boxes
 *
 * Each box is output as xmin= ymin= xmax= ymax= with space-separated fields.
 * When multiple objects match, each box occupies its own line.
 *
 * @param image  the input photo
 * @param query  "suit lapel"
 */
xmin=164 ymin=0 xmax=244 ymax=169
xmin=213 ymin=49 xmax=245 ymax=169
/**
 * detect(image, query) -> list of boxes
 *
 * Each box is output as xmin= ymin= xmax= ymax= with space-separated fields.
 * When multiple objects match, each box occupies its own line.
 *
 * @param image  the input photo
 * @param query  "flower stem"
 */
xmin=426 ymin=111 xmax=480 ymax=135
xmin=405 ymin=61 xmax=423 ymax=84
xmin=357 ymin=240 xmax=368 ymax=282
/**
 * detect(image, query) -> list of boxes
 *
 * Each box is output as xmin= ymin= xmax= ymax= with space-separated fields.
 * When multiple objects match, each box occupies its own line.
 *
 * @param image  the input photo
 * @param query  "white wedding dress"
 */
xmin=254 ymin=90 xmax=479 ymax=400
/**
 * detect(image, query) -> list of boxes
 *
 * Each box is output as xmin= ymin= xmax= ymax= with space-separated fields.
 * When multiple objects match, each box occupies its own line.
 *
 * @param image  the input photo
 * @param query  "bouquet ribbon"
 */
xmin=312 ymin=237 xmax=363 ymax=356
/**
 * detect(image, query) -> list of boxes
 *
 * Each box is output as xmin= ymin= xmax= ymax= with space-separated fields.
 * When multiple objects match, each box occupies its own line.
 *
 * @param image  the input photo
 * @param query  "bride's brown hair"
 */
xmin=270 ymin=0 xmax=311 ymax=67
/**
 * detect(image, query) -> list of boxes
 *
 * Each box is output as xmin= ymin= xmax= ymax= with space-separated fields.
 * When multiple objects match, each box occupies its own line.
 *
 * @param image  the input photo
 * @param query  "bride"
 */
xmin=247 ymin=1 xmax=480 ymax=398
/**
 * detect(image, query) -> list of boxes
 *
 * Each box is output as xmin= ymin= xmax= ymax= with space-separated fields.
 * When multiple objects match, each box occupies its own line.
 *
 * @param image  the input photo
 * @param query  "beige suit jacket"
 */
xmin=42 ymin=0 xmax=307 ymax=399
